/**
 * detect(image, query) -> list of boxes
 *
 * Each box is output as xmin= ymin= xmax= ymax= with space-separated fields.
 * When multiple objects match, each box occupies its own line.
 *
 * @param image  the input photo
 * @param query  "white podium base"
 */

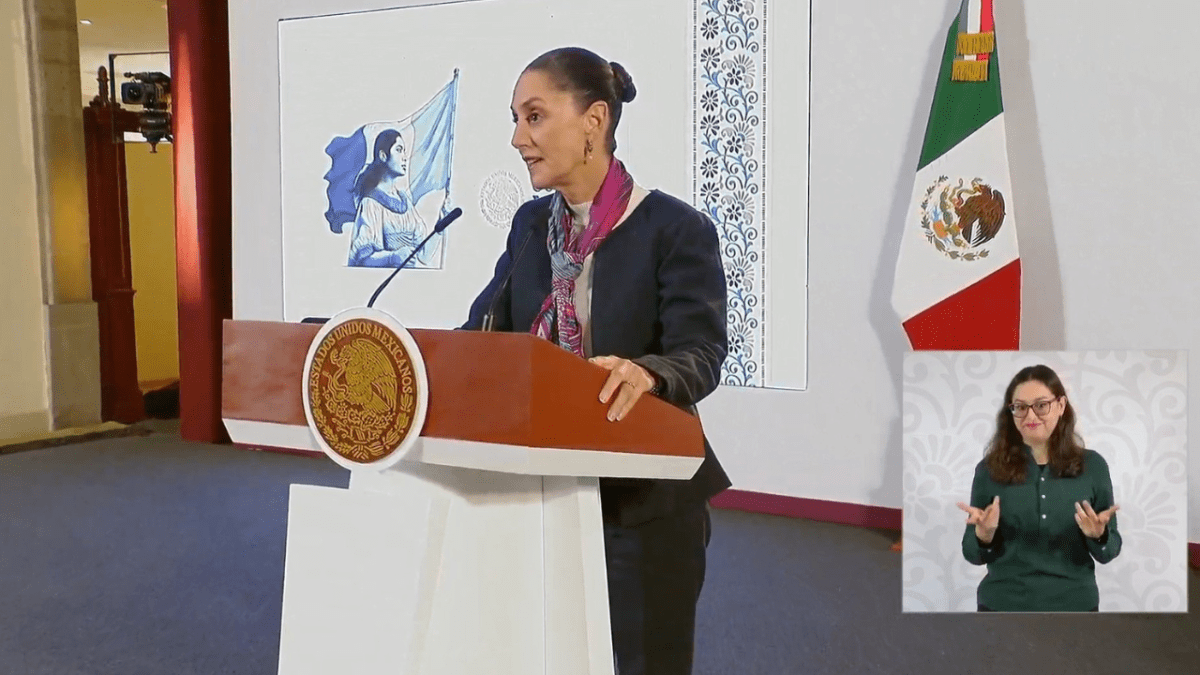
xmin=276 ymin=442 xmax=615 ymax=675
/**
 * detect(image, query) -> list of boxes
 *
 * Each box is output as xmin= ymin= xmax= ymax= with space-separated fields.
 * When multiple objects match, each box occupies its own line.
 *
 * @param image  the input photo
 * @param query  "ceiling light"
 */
xmin=79 ymin=19 xmax=92 ymax=25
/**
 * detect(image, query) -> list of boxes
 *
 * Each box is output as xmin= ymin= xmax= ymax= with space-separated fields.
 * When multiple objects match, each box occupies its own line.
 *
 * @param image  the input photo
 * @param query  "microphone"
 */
xmin=481 ymin=223 xmax=538 ymax=331
xmin=366 ymin=207 xmax=462 ymax=308
xmin=301 ymin=207 xmax=462 ymax=325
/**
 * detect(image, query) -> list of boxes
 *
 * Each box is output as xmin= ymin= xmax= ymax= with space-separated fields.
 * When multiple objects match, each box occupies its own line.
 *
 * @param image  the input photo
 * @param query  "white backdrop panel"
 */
xmin=277 ymin=0 xmax=687 ymax=329
xmin=268 ymin=0 xmax=809 ymax=389
xmin=901 ymin=351 xmax=1188 ymax=613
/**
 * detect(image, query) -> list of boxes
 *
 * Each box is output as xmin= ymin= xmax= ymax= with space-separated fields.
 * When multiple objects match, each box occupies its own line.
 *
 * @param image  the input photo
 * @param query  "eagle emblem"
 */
xmin=919 ymin=176 xmax=1006 ymax=261
xmin=306 ymin=318 xmax=418 ymax=464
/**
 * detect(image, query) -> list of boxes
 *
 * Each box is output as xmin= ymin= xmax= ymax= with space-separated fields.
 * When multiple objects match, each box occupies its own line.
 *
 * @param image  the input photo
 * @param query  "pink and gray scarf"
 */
xmin=530 ymin=158 xmax=634 ymax=356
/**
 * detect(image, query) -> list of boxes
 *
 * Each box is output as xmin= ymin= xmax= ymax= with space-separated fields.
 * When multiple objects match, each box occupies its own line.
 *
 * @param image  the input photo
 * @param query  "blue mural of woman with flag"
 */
xmin=347 ymin=127 xmax=432 ymax=267
xmin=323 ymin=70 xmax=460 ymax=269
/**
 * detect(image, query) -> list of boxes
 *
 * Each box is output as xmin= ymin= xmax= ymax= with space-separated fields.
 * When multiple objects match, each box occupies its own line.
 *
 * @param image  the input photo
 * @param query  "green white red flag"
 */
xmin=892 ymin=0 xmax=1021 ymax=349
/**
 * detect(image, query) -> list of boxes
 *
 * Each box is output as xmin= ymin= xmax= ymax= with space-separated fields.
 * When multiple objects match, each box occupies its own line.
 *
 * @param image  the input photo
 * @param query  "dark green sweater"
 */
xmin=962 ymin=447 xmax=1121 ymax=611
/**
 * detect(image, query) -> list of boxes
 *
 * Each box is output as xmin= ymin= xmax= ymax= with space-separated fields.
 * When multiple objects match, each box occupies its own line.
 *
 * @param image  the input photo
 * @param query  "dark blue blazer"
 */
xmin=461 ymin=190 xmax=733 ymax=527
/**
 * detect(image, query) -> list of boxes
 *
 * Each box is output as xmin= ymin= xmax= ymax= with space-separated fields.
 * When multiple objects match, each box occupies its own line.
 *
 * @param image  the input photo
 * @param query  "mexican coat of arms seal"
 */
xmin=304 ymin=313 xmax=425 ymax=468
xmin=919 ymin=176 xmax=1006 ymax=261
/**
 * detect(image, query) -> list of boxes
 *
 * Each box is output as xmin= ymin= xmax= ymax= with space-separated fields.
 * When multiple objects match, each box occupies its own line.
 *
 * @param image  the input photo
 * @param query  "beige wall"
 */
xmin=1 ymin=0 xmax=53 ymax=438
xmin=31 ymin=0 xmax=92 ymax=304
xmin=125 ymin=144 xmax=179 ymax=385
xmin=1 ymin=0 xmax=102 ymax=438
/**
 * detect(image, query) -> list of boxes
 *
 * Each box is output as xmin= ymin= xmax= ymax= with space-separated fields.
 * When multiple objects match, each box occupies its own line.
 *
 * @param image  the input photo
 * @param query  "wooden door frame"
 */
xmin=81 ymin=69 xmax=147 ymax=425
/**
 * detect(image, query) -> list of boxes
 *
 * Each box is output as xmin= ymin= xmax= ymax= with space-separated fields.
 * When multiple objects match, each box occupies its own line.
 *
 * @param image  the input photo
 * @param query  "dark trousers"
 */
xmin=604 ymin=502 xmax=711 ymax=675
xmin=978 ymin=604 xmax=1099 ymax=612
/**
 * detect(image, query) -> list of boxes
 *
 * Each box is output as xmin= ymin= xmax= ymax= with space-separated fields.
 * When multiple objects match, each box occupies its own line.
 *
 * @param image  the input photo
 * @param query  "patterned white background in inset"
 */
xmin=902 ymin=351 xmax=1188 ymax=612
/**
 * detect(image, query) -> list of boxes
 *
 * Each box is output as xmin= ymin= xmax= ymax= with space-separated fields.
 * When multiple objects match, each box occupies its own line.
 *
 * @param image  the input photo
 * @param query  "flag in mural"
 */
xmin=891 ymin=0 xmax=1020 ymax=349
xmin=323 ymin=70 xmax=460 ymax=268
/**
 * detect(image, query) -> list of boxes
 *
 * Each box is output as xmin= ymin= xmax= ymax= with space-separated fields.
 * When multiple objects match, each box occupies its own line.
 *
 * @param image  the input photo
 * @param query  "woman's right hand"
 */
xmin=956 ymin=496 xmax=1000 ymax=544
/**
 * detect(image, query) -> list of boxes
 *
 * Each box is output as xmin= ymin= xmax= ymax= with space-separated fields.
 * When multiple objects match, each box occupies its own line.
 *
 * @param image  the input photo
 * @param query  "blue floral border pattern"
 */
xmin=693 ymin=0 xmax=767 ymax=387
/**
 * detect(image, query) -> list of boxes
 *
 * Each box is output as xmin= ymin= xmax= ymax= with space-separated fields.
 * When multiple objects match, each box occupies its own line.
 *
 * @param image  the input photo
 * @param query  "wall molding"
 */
xmin=710 ymin=488 xmax=902 ymax=531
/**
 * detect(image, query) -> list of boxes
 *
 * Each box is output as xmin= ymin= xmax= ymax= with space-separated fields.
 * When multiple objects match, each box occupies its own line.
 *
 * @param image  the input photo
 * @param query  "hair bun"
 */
xmin=609 ymin=61 xmax=637 ymax=103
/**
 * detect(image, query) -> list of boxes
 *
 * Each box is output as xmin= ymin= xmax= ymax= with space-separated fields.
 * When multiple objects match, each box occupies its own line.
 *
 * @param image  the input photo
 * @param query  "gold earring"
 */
xmin=585 ymin=137 xmax=593 ymax=159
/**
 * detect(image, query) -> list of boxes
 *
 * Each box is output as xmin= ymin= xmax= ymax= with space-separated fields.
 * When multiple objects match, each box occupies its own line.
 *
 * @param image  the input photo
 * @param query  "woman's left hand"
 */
xmin=589 ymin=356 xmax=657 ymax=422
xmin=1075 ymin=500 xmax=1119 ymax=539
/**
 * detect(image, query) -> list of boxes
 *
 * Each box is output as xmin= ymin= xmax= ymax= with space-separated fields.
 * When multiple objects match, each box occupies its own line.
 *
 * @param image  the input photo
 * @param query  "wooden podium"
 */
xmin=221 ymin=309 xmax=705 ymax=675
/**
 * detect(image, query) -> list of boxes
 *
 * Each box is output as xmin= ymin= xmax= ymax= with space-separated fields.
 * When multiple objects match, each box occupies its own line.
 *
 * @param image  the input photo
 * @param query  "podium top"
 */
xmin=222 ymin=320 xmax=704 ymax=461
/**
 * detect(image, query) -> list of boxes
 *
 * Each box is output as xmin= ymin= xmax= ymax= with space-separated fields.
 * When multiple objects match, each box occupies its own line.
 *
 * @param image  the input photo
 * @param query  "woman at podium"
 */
xmin=462 ymin=47 xmax=731 ymax=675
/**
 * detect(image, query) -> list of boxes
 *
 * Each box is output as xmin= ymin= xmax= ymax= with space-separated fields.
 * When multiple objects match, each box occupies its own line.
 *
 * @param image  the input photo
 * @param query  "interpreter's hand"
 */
xmin=589 ymin=356 xmax=657 ymax=422
xmin=1075 ymin=500 xmax=1119 ymax=540
xmin=956 ymin=496 xmax=1000 ymax=545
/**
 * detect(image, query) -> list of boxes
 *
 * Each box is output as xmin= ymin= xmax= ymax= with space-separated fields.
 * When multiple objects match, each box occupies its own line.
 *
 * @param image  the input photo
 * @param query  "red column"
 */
xmin=168 ymin=0 xmax=232 ymax=443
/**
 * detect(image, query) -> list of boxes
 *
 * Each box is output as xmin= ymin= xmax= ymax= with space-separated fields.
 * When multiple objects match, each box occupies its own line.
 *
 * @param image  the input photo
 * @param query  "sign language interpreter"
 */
xmin=957 ymin=364 xmax=1122 ymax=612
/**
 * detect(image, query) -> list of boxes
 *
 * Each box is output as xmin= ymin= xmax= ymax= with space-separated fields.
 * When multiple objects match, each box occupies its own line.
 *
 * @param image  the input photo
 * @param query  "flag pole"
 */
xmin=890 ymin=0 xmax=1015 ymax=554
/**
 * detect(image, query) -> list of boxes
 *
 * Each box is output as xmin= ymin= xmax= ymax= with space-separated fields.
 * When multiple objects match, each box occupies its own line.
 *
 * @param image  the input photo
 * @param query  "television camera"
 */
xmin=120 ymin=71 xmax=173 ymax=152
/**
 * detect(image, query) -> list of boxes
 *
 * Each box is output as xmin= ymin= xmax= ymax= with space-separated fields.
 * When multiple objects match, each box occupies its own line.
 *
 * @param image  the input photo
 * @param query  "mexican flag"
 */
xmin=892 ymin=0 xmax=1021 ymax=349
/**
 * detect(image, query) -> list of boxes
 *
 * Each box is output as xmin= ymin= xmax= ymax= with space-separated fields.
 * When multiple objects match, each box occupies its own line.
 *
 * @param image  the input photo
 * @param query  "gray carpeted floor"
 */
xmin=1 ymin=425 xmax=1196 ymax=675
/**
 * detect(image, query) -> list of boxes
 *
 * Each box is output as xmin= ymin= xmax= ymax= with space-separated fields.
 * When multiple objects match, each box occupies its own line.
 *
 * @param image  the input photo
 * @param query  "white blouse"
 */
xmin=566 ymin=183 xmax=650 ymax=358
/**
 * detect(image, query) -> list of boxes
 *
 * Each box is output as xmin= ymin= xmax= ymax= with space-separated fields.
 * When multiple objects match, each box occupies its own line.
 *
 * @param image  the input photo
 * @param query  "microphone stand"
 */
xmin=481 ymin=224 xmax=537 ymax=331
xmin=367 ymin=228 xmax=444 ymax=308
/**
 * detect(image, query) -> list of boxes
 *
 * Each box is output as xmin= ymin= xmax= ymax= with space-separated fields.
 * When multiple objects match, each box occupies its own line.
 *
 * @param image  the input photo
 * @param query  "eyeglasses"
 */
xmin=1008 ymin=398 xmax=1058 ymax=417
